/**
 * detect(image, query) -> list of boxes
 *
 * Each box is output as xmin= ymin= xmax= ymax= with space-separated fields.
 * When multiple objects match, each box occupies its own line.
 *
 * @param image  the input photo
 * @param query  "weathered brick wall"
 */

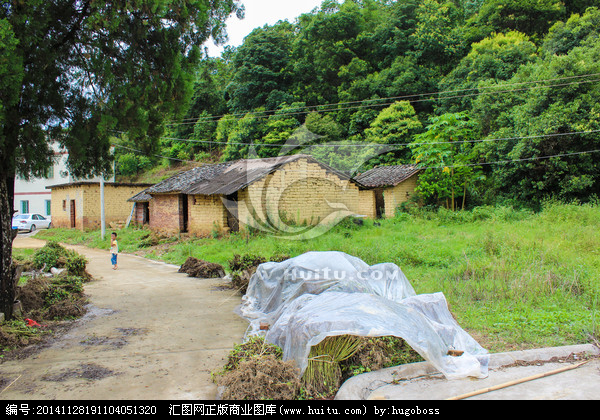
xmin=134 ymin=203 xmax=144 ymax=225
xmin=83 ymin=184 xmax=146 ymax=228
xmin=149 ymin=194 xmax=180 ymax=234
xmin=358 ymin=189 xmax=376 ymax=219
xmin=237 ymin=158 xmax=361 ymax=231
xmin=188 ymin=194 xmax=228 ymax=236
xmin=50 ymin=185 xmax=83 ymax=229
xmin=383 ymin=174 xmax=419 ymax=217
xmin=51 ymin=183 xmax=151 ymax=230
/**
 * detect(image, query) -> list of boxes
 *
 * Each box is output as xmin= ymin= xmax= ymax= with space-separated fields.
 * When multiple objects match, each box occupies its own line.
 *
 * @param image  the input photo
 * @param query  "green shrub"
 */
xmin=65 ymin=251 xmax=88 ymax=276
xmin=45 ymin=275 xmax=84 ymax=306
xmin=33 ymin=241 xmax=67 ymax=270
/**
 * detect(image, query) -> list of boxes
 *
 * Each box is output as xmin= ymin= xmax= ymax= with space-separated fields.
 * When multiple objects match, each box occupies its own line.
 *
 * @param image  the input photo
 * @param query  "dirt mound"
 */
xmin=216 ymin=355 xmax=301 ymax=400
xmin=178 ymin=257 xmax=225 ymax=278
xmin=0 ymin=324 xmax=45 ymax=349
xmin=15 ymin=273 xmax=87 ymax=321
xmin=45 ymin=299 xmax=86 ymax=320
xmin=16 ymin=276 xmax=48 ymax=313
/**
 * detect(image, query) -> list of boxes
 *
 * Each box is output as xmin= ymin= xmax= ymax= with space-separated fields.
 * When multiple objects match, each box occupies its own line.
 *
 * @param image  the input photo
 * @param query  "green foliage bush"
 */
xmin=33 ymin=241 xmax=67 ymax=270
xmin=32 ymin=242 xmax=89 ymax=277
xmin=65 ymin=251 xmax=88 ymax=277
xmin=45 ymin=275 xmax=84 ymax=306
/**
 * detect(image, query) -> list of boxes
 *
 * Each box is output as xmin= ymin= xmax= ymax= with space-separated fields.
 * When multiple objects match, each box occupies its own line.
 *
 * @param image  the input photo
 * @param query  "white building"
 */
xmin=13 ymin=143 xmax=114 ymax=217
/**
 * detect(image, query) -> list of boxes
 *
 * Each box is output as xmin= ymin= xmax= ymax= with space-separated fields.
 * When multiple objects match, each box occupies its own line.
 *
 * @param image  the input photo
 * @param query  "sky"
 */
xmin=205 ymin=0 xmax=325 ymax=57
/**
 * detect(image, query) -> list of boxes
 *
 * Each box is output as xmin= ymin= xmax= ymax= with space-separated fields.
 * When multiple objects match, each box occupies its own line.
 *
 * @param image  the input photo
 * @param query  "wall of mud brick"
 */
xmin=148 ymin=194 xmax=181 ymax=235
xmin=383 ymin=175 xmax=419 ymax=217
xmin=188 ymin=194 xmax=229 ymax=236
xmin=51 ymin=183 xmax=149 ymax=230
xmin=237 ymin=158 xmax=361 ymax=231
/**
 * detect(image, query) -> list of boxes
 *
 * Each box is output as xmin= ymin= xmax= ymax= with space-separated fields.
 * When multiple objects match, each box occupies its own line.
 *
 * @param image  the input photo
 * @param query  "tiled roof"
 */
xmin=183 ymin=154 xmax=353 ymax=196
xmin=129 ymin=155 xmax=359 ymax=200
xmin=145 ymin=161 xmax=235 ymax=194
xmin=354 ymin=165 xmax=420 ymax=188
xmin=128 ymin=190 xmax=153 ymax=202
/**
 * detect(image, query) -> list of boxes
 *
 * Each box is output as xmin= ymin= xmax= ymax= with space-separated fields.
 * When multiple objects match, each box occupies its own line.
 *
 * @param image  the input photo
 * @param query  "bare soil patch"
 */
xmin=42 ymin=363 xmax=116 ymax=382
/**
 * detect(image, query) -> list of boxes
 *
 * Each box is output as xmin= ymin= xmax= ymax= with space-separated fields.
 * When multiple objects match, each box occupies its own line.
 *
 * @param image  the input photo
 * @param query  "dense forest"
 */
xmin=114 ymin=0 xmax=600 ymax=209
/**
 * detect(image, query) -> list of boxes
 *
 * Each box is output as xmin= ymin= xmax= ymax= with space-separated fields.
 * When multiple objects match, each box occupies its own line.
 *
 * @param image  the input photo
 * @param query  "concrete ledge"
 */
xmin=335 ymin=344 xmax=600 ymax=400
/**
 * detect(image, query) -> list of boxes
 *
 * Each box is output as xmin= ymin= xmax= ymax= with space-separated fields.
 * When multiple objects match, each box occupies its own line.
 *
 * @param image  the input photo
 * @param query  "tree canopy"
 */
xmin=0 ymin=0 xmax=242 ymax=317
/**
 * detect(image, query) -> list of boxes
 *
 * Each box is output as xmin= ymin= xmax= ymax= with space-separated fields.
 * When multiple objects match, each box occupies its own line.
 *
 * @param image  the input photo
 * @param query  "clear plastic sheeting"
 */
xmin=237 ymin=251 xmax=489 ymax=380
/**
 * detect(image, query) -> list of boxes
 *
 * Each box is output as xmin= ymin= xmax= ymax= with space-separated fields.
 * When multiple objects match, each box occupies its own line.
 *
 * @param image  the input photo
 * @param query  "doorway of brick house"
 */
xmin=179 ymin=194 xmax=188 ymax=233
xmin=225 ymin=192 xmax=239 ymax=233
xmin=70 ymin=200 xmax=76 ymax=228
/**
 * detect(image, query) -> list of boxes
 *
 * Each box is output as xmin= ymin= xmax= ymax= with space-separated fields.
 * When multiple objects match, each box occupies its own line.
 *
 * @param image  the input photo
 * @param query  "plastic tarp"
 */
xmin=238 ymin=251 xmax=489 ymax=380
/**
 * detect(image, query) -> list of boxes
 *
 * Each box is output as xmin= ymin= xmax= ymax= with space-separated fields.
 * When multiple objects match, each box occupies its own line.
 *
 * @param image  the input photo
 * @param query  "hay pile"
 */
xmin=2 ymin=243 xmax=91 ymax=353
xmin=229 ymin=254 xmax=290 ymax=294
xmin=214 ymin=336 xmax=301 ymax=400
xmin=16 ymin=273 xmax=87 ymax=321
xmin=214 ymin=335 xmax=424 ymax=400
xmin=178 ymin=257 xmax=225 ymax=278
xmin=217 ymin=355 xmax=301 ymax=400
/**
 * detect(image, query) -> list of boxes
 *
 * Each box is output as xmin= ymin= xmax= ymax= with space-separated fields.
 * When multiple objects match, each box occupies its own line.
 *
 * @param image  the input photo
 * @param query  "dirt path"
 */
xmin=0 ymin=236 xmax=247 ymax=400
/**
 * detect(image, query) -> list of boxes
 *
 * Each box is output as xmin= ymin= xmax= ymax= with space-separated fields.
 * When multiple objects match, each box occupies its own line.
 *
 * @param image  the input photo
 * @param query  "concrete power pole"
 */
xmin=100 ymin=175 xmax=105 ymax=239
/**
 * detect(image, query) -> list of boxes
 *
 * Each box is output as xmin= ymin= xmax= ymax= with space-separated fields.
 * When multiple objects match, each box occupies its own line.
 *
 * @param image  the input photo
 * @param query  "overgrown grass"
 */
xmin=35 ymin=202 xmax=600 ymax=352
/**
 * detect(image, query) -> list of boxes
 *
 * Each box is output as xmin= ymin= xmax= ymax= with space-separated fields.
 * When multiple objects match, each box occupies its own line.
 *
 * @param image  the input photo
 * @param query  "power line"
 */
xmin=162 ymin=72 xmax=600 ymax=126
xmin=120 ymin=127 xmax=600 ymax=149
xmin=114 ymin=144 xmax=200 ymax=165
xmin=421 ymin=149 xmax=600 ymax=171
xmin=112 ymin=141 xmax=600 ymax=172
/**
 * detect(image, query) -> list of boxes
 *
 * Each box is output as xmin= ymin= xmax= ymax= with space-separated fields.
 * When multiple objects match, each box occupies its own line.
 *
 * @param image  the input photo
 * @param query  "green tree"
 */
xmin=409 ymin=112 xmax=480 ymax=210
xmin=475 ymin=0 xmax=566 ymax=40
xmin=0 ymin=0 xmax=242 ymax=318
xmin=364 ymin=101 xmax=423 ymax=164
xmin=438 ymin=31 xmax=537 ymax=113
xmin=258 ymin=103 xmax=305 ymax=158
xmin=116 ymin=153 xmax=152 ymax=176
xmin=409 ymin=0 xmax=465 ymax=71
xmin=221 ymin=112 xmax=265 ymax=161
xmin=172 ymin=52 xmax=235 ymax=141
xmin=290 ymin=0 xmax=369 ymax=106
xmin=542 ymin=6 xmax=600 ymax=56
xmin=227 ymin=21 xmax=294 ymax=113
xmin=474 ymin=33 xmax=600 ymax=206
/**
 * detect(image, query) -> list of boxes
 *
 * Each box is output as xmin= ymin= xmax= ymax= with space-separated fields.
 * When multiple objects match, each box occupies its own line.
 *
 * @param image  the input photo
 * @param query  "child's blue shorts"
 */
xmin=111 ymin=254 xmax=118 ymax=265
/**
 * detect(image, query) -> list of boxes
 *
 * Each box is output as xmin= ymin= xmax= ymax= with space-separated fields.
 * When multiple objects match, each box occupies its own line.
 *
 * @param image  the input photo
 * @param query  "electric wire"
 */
xmin=161 ymin=72 xmax=600 ymax=126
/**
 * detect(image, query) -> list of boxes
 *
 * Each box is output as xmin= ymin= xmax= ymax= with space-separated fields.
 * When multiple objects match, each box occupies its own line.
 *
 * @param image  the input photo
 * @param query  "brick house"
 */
xmin=354 ymin=165 xmax=421 ymax=218
xmin=131 ymin=155 xmax=367 ymax=236
xmin=48 ymin=182 xmax=152 ymax=230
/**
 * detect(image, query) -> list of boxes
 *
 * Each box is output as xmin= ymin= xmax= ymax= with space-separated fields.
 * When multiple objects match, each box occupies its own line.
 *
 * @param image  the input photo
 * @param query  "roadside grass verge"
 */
xmin=34 ymin=202 xmax=600 ymax=352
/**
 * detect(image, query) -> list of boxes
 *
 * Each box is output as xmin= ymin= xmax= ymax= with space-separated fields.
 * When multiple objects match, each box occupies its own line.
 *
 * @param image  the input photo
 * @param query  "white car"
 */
xmin=12 ymin=213 xmax=52 ymax=232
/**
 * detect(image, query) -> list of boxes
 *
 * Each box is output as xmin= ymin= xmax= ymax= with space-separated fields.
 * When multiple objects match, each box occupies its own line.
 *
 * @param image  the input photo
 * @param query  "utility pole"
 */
xmin=100 ymin=175 xmax=105 ymax=239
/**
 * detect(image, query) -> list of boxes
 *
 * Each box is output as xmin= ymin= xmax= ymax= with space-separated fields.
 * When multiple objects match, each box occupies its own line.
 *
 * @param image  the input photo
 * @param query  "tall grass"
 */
xmin=34 ymin=203 xmax=600 ymax=351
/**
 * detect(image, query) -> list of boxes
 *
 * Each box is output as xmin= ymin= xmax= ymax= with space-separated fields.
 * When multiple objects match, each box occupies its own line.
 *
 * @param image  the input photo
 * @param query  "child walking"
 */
xmin=110 ymin=232 xmax=119 ymax=270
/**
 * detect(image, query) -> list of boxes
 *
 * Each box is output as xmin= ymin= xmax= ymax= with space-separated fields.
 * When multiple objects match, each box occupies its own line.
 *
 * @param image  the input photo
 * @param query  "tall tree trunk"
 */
xmin=0 ymin=174 xmax=16 ymax=319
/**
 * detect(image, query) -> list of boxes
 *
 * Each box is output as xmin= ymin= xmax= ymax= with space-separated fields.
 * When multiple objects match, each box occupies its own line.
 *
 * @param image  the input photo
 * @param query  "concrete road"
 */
xmin=1 ymin=236 xmax=247 ymax=400
xmin=337 ymin=344 xmax=600 ymax=400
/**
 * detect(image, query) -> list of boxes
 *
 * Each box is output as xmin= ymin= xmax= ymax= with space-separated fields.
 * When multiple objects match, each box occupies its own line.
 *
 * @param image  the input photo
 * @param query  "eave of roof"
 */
xmin=47 ymin=181 xmax=153 ymax=190
xmin=354 ymin=165 xmax=421 ymax=188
